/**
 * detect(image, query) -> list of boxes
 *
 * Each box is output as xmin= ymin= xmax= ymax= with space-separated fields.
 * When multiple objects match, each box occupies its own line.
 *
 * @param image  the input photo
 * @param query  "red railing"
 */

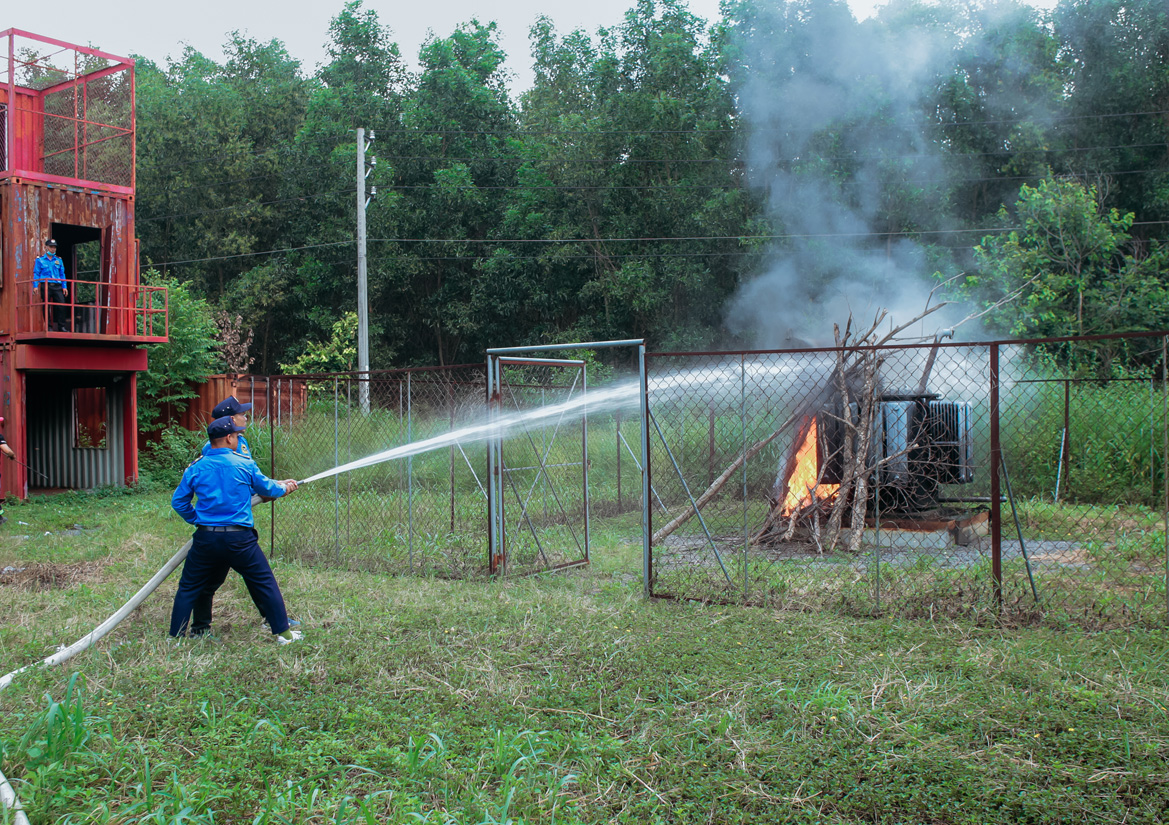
xmin=16 ymin=278 xmax=167 ymax=342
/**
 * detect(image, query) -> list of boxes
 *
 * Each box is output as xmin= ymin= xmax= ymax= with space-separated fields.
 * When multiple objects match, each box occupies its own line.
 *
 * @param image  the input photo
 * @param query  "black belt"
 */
xmin=197 ymin=525 xmax=249 ymax=532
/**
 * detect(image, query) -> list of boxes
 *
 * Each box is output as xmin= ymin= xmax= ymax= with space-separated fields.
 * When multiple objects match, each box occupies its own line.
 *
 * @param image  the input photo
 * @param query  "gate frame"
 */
xmin=493 ymin=355 xmax=588 ymax=575
xmin=486 ymin=340 xmax=649 ymax=582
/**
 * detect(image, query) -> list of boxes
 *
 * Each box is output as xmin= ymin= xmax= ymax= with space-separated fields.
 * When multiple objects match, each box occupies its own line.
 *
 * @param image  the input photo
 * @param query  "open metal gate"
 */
xmin=487 ymin=356 xmax=590 ymax=575
xmin=486 ymin=339 xmax=650 ymax=579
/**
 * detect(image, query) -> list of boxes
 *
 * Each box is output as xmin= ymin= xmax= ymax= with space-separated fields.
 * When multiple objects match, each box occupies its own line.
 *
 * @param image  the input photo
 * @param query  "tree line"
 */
xmin=132 ymin=0 xmax=1169 ymax=379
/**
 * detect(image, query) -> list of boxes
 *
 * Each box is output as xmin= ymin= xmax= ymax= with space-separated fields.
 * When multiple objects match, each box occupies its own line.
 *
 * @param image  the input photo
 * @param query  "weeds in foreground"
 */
xmin=3 ymin=491 xmax=1169 ymax=823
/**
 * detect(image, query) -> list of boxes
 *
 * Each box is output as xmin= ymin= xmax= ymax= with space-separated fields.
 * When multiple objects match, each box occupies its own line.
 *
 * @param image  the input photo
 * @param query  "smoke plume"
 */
xmin=724 ymin=0 xmax=963 ymax=347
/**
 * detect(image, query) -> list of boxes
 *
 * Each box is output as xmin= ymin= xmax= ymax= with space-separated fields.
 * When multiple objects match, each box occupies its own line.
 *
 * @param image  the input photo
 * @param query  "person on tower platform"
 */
xmin=32 ymin=239 xmax=70 ymax=332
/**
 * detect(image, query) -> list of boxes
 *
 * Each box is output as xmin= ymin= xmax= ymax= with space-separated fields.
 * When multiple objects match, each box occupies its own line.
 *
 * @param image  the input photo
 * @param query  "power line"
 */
xmin=147 ymin=240 xmax=354 ymax=268
xmin=371 ymin=140 xmax=1169 ymax=167
xmin=146 ymin=218 xmax=1169 ymax=269
xmin=378 ymin=109 xmax=1169 ymax=137
xmin=132 ymin=162 xmax=1169 ymax=229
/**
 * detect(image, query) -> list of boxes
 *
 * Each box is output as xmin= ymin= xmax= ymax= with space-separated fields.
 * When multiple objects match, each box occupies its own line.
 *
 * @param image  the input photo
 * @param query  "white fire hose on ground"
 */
xmin=0 ymin=494 xmax=273 ymax=824
xmin=0 ymin=539 xmax=194 ymax=825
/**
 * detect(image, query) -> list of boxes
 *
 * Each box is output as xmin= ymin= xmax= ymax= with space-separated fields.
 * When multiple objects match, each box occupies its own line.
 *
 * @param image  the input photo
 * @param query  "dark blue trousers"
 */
xmin=169 ymin=528 xmax=290 ymax=637
xmin=191 ymin=572 xmax=267 ymax=634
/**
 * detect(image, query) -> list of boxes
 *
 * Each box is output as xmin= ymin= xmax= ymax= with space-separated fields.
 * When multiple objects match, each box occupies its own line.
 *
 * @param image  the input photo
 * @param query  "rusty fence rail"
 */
xmin=645 ymin=335 xmax=1169 ymax=626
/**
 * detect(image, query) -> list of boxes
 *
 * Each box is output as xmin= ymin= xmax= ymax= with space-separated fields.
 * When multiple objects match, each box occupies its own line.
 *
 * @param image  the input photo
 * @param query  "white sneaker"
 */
xmin=275 ymin=630 xmax=304 ymax=645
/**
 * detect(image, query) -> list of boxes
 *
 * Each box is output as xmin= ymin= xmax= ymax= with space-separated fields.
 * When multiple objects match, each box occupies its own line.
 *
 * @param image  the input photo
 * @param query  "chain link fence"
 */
xmin=487 ymin=354 xmax=645 ymax=576
xmin=260 ymin=355 xmax=646 ymax=580
xmin=247 ymin=333 xmax=1167 ymax=626
xmin=646 ymin=335 xmax=1169 ymax=626
xmin=259 ymin=366 xmax=490 ymax=577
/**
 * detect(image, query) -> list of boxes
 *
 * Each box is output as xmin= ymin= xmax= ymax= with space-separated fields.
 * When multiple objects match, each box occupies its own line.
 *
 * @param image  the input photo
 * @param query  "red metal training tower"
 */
xmin=1 ymin=28 xmax=168 ymax=495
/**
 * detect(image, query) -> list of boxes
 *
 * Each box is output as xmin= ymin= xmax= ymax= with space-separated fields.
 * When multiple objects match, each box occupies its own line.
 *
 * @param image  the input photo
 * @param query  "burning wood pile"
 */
xmin=652 ymin=304 xmax=975 ymax=555
xmin=753 ymin=314 xmax=888 ymax=554
xmin=755 ymin=308 xmax=974 ymax=553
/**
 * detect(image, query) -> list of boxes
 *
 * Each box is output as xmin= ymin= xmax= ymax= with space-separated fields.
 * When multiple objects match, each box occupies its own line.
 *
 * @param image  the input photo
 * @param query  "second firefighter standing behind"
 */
xmin=203 ymin=395 xmax=254 ymax=459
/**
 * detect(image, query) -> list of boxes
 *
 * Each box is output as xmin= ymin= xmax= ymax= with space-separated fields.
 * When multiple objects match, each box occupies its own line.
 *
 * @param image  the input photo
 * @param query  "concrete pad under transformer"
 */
xmin=863 ymin=510 xmax=990 ymax=551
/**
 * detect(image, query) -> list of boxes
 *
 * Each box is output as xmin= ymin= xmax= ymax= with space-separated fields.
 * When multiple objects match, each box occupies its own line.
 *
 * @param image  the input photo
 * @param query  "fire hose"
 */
xmin=0 ymin=495 xmax=268 ymax=825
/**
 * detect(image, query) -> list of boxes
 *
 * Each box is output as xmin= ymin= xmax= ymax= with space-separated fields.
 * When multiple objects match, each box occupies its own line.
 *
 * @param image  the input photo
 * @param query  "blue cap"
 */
xmin=212 ymin=395 xmax=252 ymax=418
xmin=207 ymin=416 xmax=246 ymax=440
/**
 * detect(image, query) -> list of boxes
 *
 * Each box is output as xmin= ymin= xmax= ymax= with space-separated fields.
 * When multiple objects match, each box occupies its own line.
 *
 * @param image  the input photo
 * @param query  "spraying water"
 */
xmin=299 ymin=381 xmax=642 ymax=485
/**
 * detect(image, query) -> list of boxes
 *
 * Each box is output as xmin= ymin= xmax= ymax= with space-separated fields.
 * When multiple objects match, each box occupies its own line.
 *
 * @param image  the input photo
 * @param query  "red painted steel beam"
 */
xmin=123 ymin=371 xmax=138 ymax=485
xmin=0 ymin=171 xmax=134 ymax=196
xmin=37 ymin=63 xmax=131 ymax=96
xmin=15 ymin=344 xmax=147 ymax=372
xmin=0 ymin=29 xmax=134 ymax=67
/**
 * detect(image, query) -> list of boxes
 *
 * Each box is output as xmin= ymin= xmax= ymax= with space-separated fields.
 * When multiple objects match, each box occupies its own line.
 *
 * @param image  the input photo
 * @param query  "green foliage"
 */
xmin=280 ymin=311 xmax=360 ymax=374
xmin=137 ymin=270 xmax=222 ymax=430
xmin=970 ymin=179 xmax=1169 ymax=370
xmin=13 ymin=674 xmax=105 ymax=772
xmin=126 ymin=0 xmax=1169 ymax=373
xmin=138 ymin=425 xmax=207 ymax=488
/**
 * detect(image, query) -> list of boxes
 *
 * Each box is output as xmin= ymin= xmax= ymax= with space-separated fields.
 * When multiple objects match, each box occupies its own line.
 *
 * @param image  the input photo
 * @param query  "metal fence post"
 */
xmin=990 ymin=343 xmax=1003 ymax=613
xmin=640 ymin=344 xmax=651 ymax=597
xmin=486 ymin=354 xmax=498 ymax=574
xmin=1063 ymin=379 xmax=1071 ymax=492
xmin=1162 ymin=336 xmax=1168 ymax=621
xmin=346 ymin=377 xmax=352 ymax=545
xmin=616 ymin=409 xmax=622 ymax=510
xmin=709 ymin=405 xmax=716 ymax=487
xmin=407 ymin=370 xmax=414 ymax=569
xmin=334 ymin=376 xmax=340 ymax=562
xmin=268 ymin=376 xmax=275 ymax=558
xmin=874 ymin=427 xmax=881 ymax=614
xmin=450 ymin=380 xmax=456 ymax=533
xmin=741 ymin=354 xmax=748 ymax=603
xmin=583 ymin=365 xmax=590 ymax=564
xmin=1151 ymin=377 xmax=1156 ymax=504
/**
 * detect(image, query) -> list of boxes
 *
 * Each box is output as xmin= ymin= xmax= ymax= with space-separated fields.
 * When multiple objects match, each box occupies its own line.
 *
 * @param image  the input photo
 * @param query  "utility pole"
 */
xmin=356 ymin=127 xmax=375 ymax=414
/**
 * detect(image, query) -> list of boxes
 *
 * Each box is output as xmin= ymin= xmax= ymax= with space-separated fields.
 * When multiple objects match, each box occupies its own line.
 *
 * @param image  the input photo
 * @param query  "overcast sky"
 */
xmin=6 ymin=0 xmax=1058 ymax=92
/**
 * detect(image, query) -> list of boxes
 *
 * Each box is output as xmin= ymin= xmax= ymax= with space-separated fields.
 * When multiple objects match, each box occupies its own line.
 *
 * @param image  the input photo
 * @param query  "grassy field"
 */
xmin=2 ymin=490 xmax=1169 ymax=823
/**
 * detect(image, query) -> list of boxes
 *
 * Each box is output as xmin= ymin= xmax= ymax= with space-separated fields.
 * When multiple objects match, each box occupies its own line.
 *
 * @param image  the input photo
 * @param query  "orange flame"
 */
xmin=782 ymin=418 xmax=840 ymax=515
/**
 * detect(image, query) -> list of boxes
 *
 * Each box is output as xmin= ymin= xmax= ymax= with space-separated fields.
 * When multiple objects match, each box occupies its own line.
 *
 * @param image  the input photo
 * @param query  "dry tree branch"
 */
xmin=650 ymin=410 xmax=803 ymax=545
xmin=874 ymin=303 xmax=948 ymax=347
xmin=847 ymin=350 xmax=882 ymax=554
xmin=949 ymin=275 xmax=1040 ymax=331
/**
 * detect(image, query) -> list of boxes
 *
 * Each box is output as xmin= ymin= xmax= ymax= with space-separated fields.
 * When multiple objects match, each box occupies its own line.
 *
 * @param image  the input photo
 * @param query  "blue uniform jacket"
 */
xmin=33 ymin=254 xmax=67 ymax=290
xmin=172 ymin=447 xmax=286 ymax=528
xmin=201 ymin=434 xmax=252 ymax=459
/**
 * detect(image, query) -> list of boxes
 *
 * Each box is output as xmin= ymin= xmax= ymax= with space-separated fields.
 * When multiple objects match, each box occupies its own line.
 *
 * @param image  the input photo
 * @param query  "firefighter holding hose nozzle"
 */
xmin=169 ymin=416 xmax=303 ymax=644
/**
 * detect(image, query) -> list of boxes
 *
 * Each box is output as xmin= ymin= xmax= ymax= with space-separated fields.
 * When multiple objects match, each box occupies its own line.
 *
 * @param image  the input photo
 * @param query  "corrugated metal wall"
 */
xmin=27 ymin=375 xmax=125 ymax=489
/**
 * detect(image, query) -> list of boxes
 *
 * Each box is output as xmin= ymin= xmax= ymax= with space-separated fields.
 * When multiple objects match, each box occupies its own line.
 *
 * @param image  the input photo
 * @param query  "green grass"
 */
xmin=3 ymin=491 xmax=1169 ymax=823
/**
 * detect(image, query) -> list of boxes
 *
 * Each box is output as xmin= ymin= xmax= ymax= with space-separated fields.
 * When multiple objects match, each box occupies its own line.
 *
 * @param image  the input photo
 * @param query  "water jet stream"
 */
xmin=299 ymin=381 xmax=641 ymax=484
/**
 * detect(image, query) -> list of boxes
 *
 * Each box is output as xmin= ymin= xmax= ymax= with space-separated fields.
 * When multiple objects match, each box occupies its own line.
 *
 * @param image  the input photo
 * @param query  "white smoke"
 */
xmin=724 ymin=0 xmax=966 ymax=347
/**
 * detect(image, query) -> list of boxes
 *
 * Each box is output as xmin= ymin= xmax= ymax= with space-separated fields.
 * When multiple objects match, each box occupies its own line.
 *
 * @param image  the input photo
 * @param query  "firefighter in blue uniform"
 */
xmin=194 ymin=395 xmax=301 ymax=634
xmin=203 ymin=395 xmax=254 ymax=459
xmin=170 ymin=416 xmax=303 ymax=643
xmin=32 ymin=239 xmax=69 ymax=332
